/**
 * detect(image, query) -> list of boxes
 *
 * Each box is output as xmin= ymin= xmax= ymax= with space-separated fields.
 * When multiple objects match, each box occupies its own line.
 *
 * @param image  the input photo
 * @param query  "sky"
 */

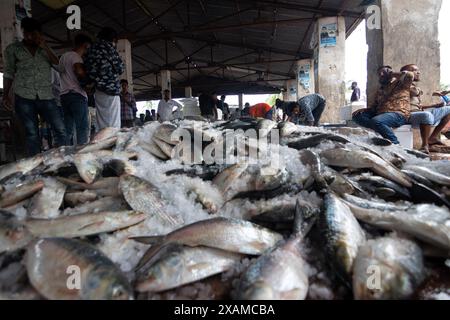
xmin=345 ymin=0 xmax=450 ymax=99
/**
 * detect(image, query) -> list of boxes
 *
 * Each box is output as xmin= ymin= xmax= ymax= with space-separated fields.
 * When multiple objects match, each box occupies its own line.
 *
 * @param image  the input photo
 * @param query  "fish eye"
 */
xmin=112 ymin=286 xmax=128 ymax=299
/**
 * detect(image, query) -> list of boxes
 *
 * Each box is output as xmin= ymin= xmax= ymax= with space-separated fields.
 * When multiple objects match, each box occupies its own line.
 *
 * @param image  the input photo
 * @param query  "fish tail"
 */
xmin=293 ymin=199 xmax=318 ymax=238
xmin=129 ymin=235 xmax=164 ymax=245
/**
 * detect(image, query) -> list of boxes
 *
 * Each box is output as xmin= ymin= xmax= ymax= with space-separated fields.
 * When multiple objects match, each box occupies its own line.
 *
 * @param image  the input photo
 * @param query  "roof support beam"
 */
xmin=238 ymin=0 xmax=361 ymax=17
xmin=135 ymin=17 xmax=314 ymax=42
xmin=135 ymin=33 xmax=309 ymax=58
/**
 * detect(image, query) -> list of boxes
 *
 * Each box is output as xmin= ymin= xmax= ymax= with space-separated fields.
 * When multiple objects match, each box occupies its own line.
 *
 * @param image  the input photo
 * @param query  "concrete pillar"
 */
xmin=238 ymin=93 xmax=243 ymax=109
xmin=160 ymin=70 xmax=171 ymax=98
xmin=366 ymin=0 xmax=442 ymax=107
xmin=315 ymin=16 xmax=346 ymax=123
xmin=117 ymin=39 xmax=133 ymax=92
xmin=185 ymin=86 xmax=192 ymax=98
xmin=296 ymin=59 xmax=315 ymax=99
xmin=1 ymin=0 xmax=32 ymax=56
xmin=285 ymin=79 xmax=298 ymax=101
xmin=0 ymin=0 xmax=16 ymax=57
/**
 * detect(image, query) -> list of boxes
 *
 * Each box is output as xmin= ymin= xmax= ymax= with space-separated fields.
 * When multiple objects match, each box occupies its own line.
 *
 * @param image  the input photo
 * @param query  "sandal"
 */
xmin=429 ymin=140 xmax=446 ymax=146
xmin=429 ymin=145 xmax=450 ymax=153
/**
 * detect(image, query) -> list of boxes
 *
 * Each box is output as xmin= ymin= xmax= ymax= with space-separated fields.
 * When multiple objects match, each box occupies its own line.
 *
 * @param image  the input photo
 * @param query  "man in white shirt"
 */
xmin=59 ymin=33 xmax=92 ymax=145
xmin=157 ymin=89 xmax=182 ymax=122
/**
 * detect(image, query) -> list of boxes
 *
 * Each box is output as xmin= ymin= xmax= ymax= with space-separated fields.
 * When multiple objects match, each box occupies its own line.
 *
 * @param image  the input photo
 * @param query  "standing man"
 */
xmin=211 ymin=93 xmax=221 ymax=121
xmin=297 ymin=94 xmax=327 ymax=126
xmin=59 ymin=33 xmax=92 ymax=146
xmin=2 ymin=17 xmax=66 ymax=156
xmin=198 ymin=92 xmax=217 ymax=121
xmin=353 ymin=66 xmax=412 ymax=145
xmin=85 ymin=27 xmax=125 ymax=131
xmin=157 ymin=89 xmax=183 ymax=122
xmin=351 ymin=82 xmax=361 ymax=103
xmin=119 ymin=80 xmax=137 ymax=128
xmin=242 ymin=103 xmax=251 ymax=117
xmin=218 ymin=95 xmax=230 ymax=120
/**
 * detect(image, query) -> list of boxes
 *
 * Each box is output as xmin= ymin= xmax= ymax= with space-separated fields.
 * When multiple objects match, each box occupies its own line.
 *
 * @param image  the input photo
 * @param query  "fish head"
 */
xmin=240 ymin=281 xmax=275 ymax=300
xmin=82 ymin=267 xmax=134 ymax=300
xmin=0 ymin=212 xmax=32 ymax=252
xmin=136 ymin=248 xmax=184 ymax=292
xmin=353 ymin=261 xmax=417 ymax=300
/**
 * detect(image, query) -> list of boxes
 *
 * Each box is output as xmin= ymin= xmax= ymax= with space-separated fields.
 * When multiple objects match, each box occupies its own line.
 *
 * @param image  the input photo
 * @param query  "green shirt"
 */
xmin=3 ymin=41 xmax=55 ymax=100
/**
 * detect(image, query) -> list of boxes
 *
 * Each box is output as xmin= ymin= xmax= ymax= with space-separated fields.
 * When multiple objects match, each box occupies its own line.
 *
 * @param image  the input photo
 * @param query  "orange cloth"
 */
xmin=249 ymin=103 xmax=272 ymax=118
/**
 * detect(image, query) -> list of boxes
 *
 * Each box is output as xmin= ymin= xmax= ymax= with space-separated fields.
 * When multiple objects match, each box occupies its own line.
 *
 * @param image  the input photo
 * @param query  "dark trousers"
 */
xmin=312 ymin=101 xmax=326 ymax=126
xmin=61 ymin=92 xmax=89 ymax=146
xmin=15 ymin=95 xmax=67 ymax=156
xmin=121 ymin=120 xmax=135 ymax=128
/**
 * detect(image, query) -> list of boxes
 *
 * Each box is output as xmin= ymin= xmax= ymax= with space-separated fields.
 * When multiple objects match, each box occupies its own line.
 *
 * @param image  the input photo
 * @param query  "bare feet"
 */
xmin=419 ymin=145 xmax=430 ymax=154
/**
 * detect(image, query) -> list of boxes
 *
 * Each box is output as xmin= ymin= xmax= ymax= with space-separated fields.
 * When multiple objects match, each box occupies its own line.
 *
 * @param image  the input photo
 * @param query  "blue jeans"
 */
xmin=61 ymin=92 xmax=89 ymax=145
xmin=409 ymin=107 xmax=450 ymax=128
xmin=353 ymin=110 xmax=407 ymax=144
xmin=15 ymin=95 xmax=67 ymax=156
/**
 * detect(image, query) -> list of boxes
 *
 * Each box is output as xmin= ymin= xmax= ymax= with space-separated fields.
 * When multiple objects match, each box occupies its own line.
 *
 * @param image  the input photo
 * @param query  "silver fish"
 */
xmin=64 ymin=191 xmax=98 ymax=207
xmin=63 ymin=197 xmax=127 ymax=216
xmin=140 ymin=141 xmax=169 ymax=160
xmin=353 ymin=237 xmax=425 ymax=300
xmin=136 ymin=244 xmax=242 ymax=293
xmin=278 ymin=121 xmax=300 ymax=138
xmin=73 ymin=153 xmax=103 ymax=185
xmin=0 ymin=155 xmax=43 ymax=182
xmin=236 ymin=201 xmax=316 ymax=300
xmin=344 ymin=199 xmax=450 ymax=251
xmin=404 ymin=165 xmax=450 ymax=186
xmin=153 ymin=124 xmax=178 ymax=145
xmin=0 ymin=181 xmax=45 ymax=209
xmin=77 ymin=137 xmax=118 ymax=154
xmin=91 ymin=127 xmax=120 ymax=143
xmin=28 ymin=178 xmax=67 ymax=219
xmin=320 ymin=148 xmax=412 ymax=188
xmin=342 ymin=194 xmax=412 ymax=212
xmin=212 ymin=163 xmax=249 ymax=194
xmin=0 ymin=211 xmax=33 ymax=254
xmin=25 ymin=238 xmax=133 ymax=300
xmin=319 ymin=193 xmax=366 ymax=283
xmin=119 ymin=175 xmax=181 ymax=227
xmin=25 ymin=211 xmax=146 ymax=238
xmin=133 ymin=217 xmax=283 ymax=269
xmin=354 ymin=175 xmax=411 ymax=199
xmin=152 ymin=137 xmax=175 ymax=158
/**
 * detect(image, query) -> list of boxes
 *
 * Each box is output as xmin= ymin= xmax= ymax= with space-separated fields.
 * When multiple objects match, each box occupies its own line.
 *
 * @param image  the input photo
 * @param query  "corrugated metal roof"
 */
xmin=31 ymin=0 xmax=366 ymax=100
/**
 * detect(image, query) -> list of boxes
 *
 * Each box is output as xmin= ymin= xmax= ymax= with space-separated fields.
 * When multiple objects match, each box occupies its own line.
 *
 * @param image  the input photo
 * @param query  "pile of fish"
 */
xmin=0 ymin=117 xmax=449 ymax=300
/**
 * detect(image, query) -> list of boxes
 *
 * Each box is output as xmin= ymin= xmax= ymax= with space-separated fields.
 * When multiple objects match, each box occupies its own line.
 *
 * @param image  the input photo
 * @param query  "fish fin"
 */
xmin=293 ymin=199 xmax=318 ymax=238
xmin=129 ymin=235 xmax=165 ymax=245
xmin=134 ymin=244 xmax=164 ymax=271
xmin=77 ymin=218 xmax=105 ymax=231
